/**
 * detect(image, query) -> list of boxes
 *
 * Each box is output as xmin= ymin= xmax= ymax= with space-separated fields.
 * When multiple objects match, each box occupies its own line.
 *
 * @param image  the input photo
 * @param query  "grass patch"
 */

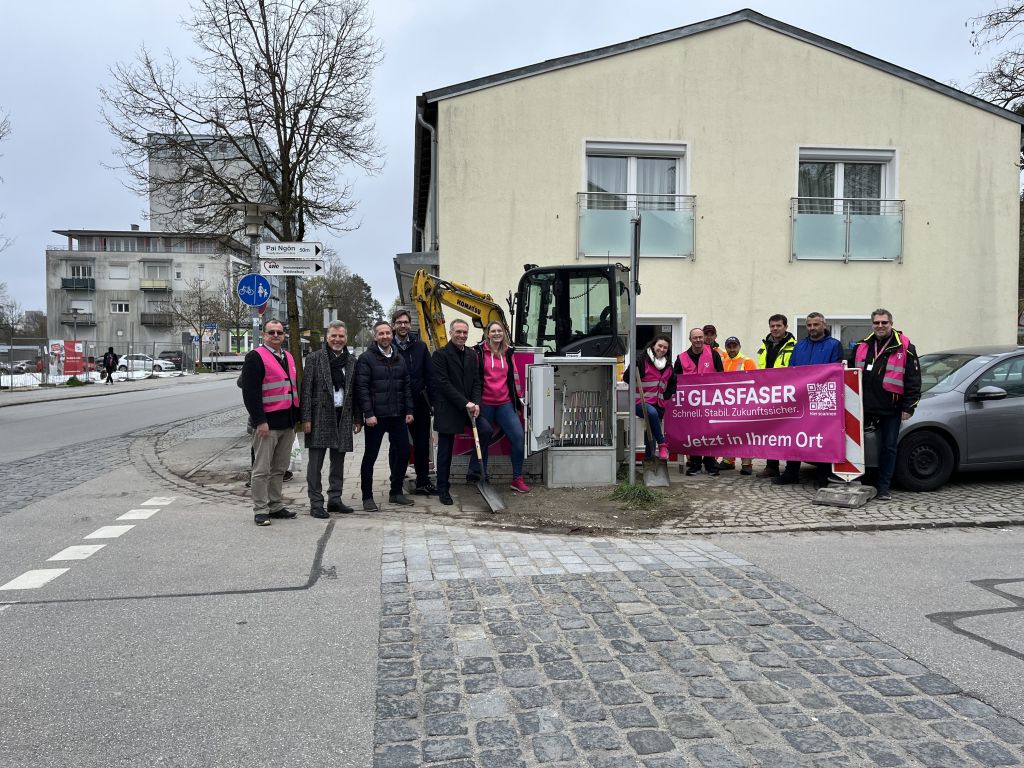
xmin=609 ymin=481 xmax=660 ymax=510
xmin=65 ymin=376 xmax=90 ymax=387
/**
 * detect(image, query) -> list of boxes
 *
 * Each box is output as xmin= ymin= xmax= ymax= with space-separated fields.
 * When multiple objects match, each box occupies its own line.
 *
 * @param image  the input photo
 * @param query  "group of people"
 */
xmin=630 ymin=309 xmax=920 ymax=500
xmin=240 ymin=313 xmax=530 ymax=527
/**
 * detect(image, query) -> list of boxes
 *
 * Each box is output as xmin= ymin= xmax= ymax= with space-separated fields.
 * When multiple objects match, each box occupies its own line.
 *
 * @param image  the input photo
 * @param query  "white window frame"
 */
xmin=796 ymin=146 xmax=897 ymax=213
xmin=110 ymin=301 xmax=131 ymax=314
xmin=583 ymin=140 xmax=690 ymax=200
xmin=68 ymin=262 xmax=93 ymax=278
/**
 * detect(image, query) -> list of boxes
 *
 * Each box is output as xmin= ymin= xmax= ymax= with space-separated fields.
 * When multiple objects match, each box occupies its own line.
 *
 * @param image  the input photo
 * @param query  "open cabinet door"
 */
xmin=525 ymin=363 xmax=554 ymax=456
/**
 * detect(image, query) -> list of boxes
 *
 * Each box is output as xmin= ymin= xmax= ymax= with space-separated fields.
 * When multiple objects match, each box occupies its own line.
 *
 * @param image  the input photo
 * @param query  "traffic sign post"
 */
xmin=260 ymin=258 xmax=325 ymax=277
xmin=237 ymin=273 xmax=272 ymax=307
xmin=258 ymin=242 xmax=323 ymax=259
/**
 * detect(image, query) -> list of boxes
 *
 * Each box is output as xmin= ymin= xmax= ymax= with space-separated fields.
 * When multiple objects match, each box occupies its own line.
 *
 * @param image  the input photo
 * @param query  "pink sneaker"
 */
xmin=658 ymin=444 xmax=669 ymax=461
xmin=510 ymin=477 xmax=531 ymax=493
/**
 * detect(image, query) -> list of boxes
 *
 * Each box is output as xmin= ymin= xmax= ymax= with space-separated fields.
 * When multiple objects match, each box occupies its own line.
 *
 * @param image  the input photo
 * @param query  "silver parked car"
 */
xmin=117 ymin=353 xmax=177 ymax=373
xmin=866 ymin=346 xmax=1024 ymax=491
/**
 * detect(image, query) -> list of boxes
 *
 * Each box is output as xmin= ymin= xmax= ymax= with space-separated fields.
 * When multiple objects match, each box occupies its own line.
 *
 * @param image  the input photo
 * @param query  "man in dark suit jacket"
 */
xmin=431 ymin=319 xmax=492 ymax=506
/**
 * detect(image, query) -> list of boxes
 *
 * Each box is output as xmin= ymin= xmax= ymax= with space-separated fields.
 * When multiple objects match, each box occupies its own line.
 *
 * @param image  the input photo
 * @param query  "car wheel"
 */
xmin=893 ymin=430 xmax=955 ymax=492
xmin=118 ymin=365 xmax=127 ymax=372
xmin=153 ymin=364 xmax=163 ymax=372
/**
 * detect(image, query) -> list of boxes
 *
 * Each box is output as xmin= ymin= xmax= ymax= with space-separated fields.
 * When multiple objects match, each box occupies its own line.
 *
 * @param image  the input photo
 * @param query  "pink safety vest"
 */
xmin=854 ymin=331 xmax=911 ymax=394
xmin=635 ymin=358 xmax=673 ymax=409
xmin=256 ymin=345 xmax=299 ymax=412
xmin=677 ymin=345 xmax=714 ymax=375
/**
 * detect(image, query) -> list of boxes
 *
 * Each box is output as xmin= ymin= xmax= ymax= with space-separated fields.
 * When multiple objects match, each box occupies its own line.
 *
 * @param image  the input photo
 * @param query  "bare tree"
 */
xmin=301 ymin=252 xmax=383 ymax=345
xmin=101 ymin=0 xmax=382 ymax=372
xmin=160 ymin=277 xmax=218 ymax=366
xmin=0 ymin=110 xmax=11 ymax=253
xmin=212 ymin=270 xmax=252 ymax=353
xmin=969 ymin=4 xmax=1024 ymax=109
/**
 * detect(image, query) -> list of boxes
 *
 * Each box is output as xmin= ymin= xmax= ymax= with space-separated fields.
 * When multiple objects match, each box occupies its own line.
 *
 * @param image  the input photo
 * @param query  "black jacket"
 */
xmin=850 ymin=332 xmax=921 ymax=418
xmin=395 ymin=333 xmax=434 ymax=404
xmin=431 ymin=342 xmax=481 ymax=434
xmin=240 ymin=347 xmax=299 ymax=430
xmin=474 ymin=343 xmax=522 ymax=410
xmin=354 ymin=345 xmax=413 ymax=421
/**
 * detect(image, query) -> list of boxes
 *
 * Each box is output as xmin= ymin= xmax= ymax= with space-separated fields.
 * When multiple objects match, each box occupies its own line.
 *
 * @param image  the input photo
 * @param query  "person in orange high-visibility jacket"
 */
xmin=718 ymin=336 xmax=758 ymax=474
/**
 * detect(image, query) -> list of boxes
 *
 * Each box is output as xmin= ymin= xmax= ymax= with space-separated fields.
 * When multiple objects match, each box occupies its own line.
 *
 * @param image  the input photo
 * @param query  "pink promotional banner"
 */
xmin=664 ymin=364 xmax=846 ymax=462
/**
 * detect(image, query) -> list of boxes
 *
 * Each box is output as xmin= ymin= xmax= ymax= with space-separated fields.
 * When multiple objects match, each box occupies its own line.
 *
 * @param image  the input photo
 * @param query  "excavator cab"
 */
xmin=513 ymin=264 xmax=629 ymax=357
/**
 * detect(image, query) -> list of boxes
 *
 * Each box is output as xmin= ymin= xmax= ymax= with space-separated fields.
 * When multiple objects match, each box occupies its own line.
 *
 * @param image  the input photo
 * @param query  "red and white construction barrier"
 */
xmin=832 ymin=368 xmax=865 ymax=482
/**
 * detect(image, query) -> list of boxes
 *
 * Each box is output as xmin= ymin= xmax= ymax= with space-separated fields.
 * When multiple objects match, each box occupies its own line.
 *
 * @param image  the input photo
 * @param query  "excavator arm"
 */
xmin=410 ymin=270 xmax=508 ymax=352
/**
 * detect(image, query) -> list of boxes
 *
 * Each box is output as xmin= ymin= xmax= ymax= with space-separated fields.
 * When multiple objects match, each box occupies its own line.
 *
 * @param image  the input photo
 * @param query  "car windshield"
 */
xmin=919 ymin=353 xmax=994 ymax=394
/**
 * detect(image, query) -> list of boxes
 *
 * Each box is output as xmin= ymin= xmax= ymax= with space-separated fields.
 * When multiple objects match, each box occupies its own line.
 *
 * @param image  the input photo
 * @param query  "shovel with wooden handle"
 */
xmin=471 ymin=414 xmax=507 ymax=513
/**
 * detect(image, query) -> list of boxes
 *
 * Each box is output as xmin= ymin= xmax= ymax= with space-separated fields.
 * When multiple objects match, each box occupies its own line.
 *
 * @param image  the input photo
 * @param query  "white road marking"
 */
xmin=48 ymin=545 xmax=106 ymax=561
xmin=142 ymin=497 xmax=175 ymax=506
xmin=118 ymin=509 xmax=160 ymax=520
xmin=0 ymin=569 xmax=70 ymax=590
xmin=0 ymin=601 xmax=20 ymax=612
xmin=84 ymin=525 xmax=135 ymax=539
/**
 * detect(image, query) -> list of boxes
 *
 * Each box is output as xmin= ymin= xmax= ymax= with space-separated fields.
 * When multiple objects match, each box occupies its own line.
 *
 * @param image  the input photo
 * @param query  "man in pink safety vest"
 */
xmin=241 ymin=318 xmax=301 ymax=526
xmin=674 ymin=327 xmax=724 ymax=476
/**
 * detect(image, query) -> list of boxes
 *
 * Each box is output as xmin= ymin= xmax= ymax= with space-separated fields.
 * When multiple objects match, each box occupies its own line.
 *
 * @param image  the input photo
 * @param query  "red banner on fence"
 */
xmin=664 ymin=364 xmax=846 ymax=462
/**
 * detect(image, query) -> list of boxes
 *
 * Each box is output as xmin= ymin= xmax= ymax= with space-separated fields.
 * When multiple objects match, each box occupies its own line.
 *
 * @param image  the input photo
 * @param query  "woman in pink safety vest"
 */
xmin=624 ymin=334 xmax=676 ymax=461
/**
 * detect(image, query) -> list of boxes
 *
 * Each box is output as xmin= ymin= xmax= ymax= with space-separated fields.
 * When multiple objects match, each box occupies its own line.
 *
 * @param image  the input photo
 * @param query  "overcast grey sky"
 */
xmin=0 ymin=1 xmax=1008 ymax=313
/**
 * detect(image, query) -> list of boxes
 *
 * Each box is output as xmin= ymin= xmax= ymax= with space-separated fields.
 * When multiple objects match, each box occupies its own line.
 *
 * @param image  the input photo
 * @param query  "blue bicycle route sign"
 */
xmin=237 ymin=273 xmax=271 ymax=307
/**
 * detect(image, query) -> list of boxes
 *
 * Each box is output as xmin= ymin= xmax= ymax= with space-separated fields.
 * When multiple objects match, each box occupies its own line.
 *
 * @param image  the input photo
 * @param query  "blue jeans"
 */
xmin=468 ymin=402 xmax=524 ymax=477
xmin=635 ymin=402 xmax=665 ymax=458
xmin=874 ymin=413 xmax=902 ymax=494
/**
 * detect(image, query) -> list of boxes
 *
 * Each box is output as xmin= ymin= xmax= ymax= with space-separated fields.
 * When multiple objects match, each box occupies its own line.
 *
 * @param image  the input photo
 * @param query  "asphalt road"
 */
xmin=719 ymin=526 xmax=1024 ymax=722
xmin=0 ymin=377 xmax=242 ymax=463
xmin=0 ymin=380 xmax=382 ymax=767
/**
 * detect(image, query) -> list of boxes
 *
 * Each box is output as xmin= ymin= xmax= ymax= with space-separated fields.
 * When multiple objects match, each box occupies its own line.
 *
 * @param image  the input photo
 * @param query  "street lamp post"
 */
xmin=70 ymin=306 xmax=81 ymax=341
xmin=227 ymin=202 xmax=279 ymax=350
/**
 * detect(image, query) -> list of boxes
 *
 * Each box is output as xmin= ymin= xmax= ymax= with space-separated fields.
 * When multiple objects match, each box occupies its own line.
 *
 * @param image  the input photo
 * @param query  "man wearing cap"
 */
xmin=675 ymin=327 xmax=724 ymax=476
xmin=755 ymin=314 xmax=796 ymax=478
xmin=702 ymin=324 xmax=720 ymax=351
xmin=718 ymin=336 xmax=757 ymax=475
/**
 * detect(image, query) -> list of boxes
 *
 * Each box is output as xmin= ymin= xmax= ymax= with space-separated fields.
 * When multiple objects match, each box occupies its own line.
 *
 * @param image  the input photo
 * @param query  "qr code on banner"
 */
xmin=807 ymin=380 xmax=838 ymax=412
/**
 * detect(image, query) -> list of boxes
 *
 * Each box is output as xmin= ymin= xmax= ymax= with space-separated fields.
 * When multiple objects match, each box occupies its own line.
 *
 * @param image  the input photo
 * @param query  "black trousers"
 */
xmin=436 ymin=418 xmax=492 ymax=494
xmin=410 ymin=393 xmax=433 ymax=487
xmin=686 ymin=455 xmax=718 ymax=472
xmin=360 ymin=416 xmax=409 ymax=498
xmin=782 ymin=460 xmax=831 ymax=485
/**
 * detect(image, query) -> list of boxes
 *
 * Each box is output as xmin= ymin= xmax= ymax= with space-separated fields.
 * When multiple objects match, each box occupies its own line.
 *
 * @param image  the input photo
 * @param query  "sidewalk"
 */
xmin=160 ymin=408 xmax=1024 ymax=537
xmin=0 ymin=371 xmax=238 ymax=408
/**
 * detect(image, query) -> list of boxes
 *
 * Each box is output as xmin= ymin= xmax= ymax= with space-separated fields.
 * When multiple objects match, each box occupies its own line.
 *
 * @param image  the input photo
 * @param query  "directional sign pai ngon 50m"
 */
xmin=257 ymin=242 xmax=323 ymax=259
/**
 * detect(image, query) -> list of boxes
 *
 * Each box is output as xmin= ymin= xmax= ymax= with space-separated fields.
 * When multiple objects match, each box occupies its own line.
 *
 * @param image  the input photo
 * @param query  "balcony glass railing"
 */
xmin=791 ymin=198 xmax=904 ymax=262
xmin=60 ymin=312 xmax=95 ymax=325
xmin=578 ymin=193 xmax=695 ymax=259
xmin=141 ymin=312 xmax=173 ymax=326
xmin=140 ymin=279 xmax=172 ymax=291
xmin=61 ymin=277 xmax=95 ymax=290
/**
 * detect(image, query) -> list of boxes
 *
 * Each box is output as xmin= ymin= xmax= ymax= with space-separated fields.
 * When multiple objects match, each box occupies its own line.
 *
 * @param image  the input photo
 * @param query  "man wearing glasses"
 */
xmin=241 ymin=319 xmax=301 ymax=526
xmin=392 ymin=309 xmax=437 ymax=496
xmin=851 ymin=309 xmax=921 ymax=501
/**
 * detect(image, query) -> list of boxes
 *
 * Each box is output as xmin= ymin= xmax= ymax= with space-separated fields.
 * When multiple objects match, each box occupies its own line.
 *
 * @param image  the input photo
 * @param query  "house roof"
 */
xmin=421 ymin=8 xmax=1024 ymax=127
xmin=52 ymin=229 xmax=251 ymax=254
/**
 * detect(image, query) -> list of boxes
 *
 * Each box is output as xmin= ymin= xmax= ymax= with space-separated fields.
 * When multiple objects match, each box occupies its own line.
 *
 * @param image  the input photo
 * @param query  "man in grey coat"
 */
xmin=301 ymin=321 xmax=360 ymax=518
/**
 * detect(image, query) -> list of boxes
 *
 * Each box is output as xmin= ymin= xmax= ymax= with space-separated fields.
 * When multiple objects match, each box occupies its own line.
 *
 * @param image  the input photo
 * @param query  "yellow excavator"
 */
xmin=410 ymin=263 xmax=630 ymax=357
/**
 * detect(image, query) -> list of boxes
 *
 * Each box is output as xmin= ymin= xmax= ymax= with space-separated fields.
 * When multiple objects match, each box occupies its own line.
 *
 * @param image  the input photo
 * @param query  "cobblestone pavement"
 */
xmin=652 ymin=469 xmax=1024 ymax=535
xmin=372 ymin=524 xmax=1024 ymax=767
xmin=0 ymin=439 xmax=130 ymax=514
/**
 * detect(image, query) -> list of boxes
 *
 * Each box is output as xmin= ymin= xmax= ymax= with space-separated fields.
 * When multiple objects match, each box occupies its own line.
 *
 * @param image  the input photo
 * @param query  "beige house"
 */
xmin=403 ymin=9 xmax=1023 ymax=355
